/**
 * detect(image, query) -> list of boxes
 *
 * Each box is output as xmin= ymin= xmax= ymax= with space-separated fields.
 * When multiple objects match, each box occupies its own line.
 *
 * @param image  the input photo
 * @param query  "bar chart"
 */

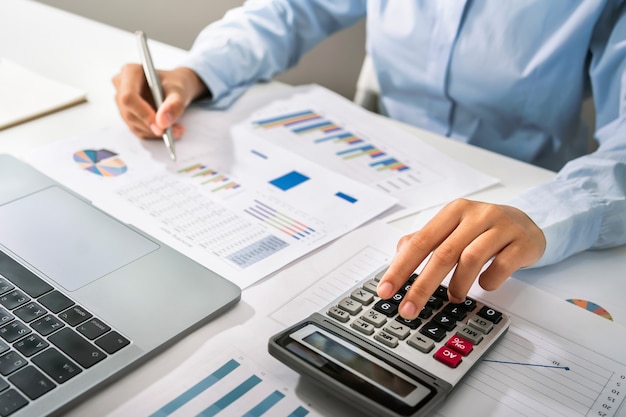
xmin=118 ymin=353 xmax=318 ymax=417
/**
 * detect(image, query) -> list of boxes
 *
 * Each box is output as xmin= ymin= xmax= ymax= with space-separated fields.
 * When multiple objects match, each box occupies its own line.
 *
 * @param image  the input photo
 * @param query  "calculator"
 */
xmin=268 ymin=265 xmax=510 ymax=417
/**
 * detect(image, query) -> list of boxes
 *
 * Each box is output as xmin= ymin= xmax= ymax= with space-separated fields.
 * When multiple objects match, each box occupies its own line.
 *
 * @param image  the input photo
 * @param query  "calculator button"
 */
xmin=419 ymin=322 xmax=447 ymax=342
xmin=373 ymin=300 xmax=398 ymax=317
xmin=407 ymin=334 xmax=435 ymax=353
xmin=383 ymin=322 xmax=410 ymax=340
xmin=456 ymin=325 xmax=484 ymax=345
xmin=433 ymin=286 xmax=449 ymax=301
xmin=445 ymin=335 xmax=474 ymax=356
xmin=432 ymin=312 xmax=457 ymax=331
xmin=389 ymin=292 xmax=404 ymax=304
xmin=350 ymin=288 xmax=374 ymax=305
xmin=360 ymin=309 xmax=387 ymax=328
xmin=442 ymin=304 xmax=468 ymax=321
xmin=459 ymin=297 xmax=477 ymax=311
xmin=418 ymin=306 xmax=434 ymax=319
xmin=327 ymin=306 xmax=350 ymax=323
xmin=468 ymin=316 xmax=493 ymax=334
xmin=397 ymin=282 xmax=412 ymax=294
xmin=338 ymin=298 xmax=362 ymax=315
xmin=351 ymin=319 xmax=375 ymax=335
xmin=375 ymin=331 xmax=399 ymax=348
xmin=434 ymin=346 xmax=463 ymax=368
xmin=426 ymin=296 xmax=444 ymax=309
xmin=395 ymin=316 xmax=422 ymax=330
xmin=362 ymin=279 xmax=379 ymax=294
xmin=477 ymin=306 xmax=503 ymax=324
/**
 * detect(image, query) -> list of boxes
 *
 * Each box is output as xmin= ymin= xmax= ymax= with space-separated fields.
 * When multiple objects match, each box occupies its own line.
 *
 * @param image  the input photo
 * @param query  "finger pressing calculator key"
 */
xmin=269 ymin=264 xmax=510 ymax=417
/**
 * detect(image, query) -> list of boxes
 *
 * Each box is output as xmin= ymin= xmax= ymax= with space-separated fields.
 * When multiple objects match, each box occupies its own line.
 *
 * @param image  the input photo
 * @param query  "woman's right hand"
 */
xmin=112 ymin=64 xmax=209 ymax=140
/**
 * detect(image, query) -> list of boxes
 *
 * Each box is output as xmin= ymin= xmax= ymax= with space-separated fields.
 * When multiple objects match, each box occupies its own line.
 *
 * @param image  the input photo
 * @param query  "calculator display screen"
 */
xmin=303 ymin=331 xmax=416 ymax=396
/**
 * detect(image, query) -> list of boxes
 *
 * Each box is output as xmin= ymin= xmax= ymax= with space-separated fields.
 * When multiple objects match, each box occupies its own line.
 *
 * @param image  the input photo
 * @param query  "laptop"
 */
xmin=0 ymin=154 xmax=241 ymax=416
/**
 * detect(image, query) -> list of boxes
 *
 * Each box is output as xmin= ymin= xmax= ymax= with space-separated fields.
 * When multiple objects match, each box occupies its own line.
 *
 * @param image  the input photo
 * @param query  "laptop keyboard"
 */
xmin=0 ymin=249 xmax=130 ymax=416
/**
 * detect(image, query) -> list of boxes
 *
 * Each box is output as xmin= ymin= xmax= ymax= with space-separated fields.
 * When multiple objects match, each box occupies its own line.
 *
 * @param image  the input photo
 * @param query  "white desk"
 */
xmin=2 ymin=1 xmax=626 ymax=416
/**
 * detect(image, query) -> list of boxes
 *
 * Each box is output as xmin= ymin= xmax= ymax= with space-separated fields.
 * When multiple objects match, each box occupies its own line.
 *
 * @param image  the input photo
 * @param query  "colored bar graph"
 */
xmin=292 ymin=120 xmax=341 ymax=135
xmin=149 ymin=359 xmax=240 ymax=417
xmin=178 ymin=163 xmax=206 ymax=174
xmin=178 ymin=162 xmax=242 ymax=192
xmin=337 ymin=144 xmax=386 ymax=159
xmin=253 ymin=110 xmax=319 ymax=129
xmin=370 ymin=157 xmax=410 ymax=172
xmin=211 ymin=181 xmax=241 ymax=192
xmin=245 ymin=200 xmax=315 ymax=240
xmin=251 ymin=108 xmax=411 ymax=174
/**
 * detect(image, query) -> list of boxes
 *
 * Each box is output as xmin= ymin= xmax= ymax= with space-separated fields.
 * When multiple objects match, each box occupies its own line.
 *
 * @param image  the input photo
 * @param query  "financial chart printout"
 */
xmin=25 ymin=120 xmax=396 ymax=288
xmin=238 ymin=86 xmax=498 ymax=214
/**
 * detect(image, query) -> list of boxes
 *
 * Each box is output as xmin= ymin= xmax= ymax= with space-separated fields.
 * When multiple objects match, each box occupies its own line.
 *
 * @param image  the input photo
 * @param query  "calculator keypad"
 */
xmin=325 ymin=271 xmax=506 ymax=374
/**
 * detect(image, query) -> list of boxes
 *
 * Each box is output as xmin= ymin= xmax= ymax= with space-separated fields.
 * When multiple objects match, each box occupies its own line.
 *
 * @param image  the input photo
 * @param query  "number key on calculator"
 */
xmin=269 ymin=265 xmax=510 ymax=417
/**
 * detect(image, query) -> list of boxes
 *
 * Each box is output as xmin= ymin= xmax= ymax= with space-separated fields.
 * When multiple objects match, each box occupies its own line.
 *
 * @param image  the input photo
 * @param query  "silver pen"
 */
xmin=135 ymin=30 xmax=176 ymax=161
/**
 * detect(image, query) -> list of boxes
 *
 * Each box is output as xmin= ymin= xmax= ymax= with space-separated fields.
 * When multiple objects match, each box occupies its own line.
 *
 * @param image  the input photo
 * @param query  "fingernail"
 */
xmin=447 ymin=290 xmax=464 ymax=304
xmin=377 ymin=281 xmax=394 ymax=299
xmin=150 ymin=123 xmax=161 ymax=136
xmin=400 ymin=301 xmax=417 ymax=319
xmin=163 ymin=112 xmax=173 ymax=125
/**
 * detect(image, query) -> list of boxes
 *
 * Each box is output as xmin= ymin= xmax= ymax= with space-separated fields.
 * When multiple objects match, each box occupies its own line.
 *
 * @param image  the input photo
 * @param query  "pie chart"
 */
xmin=566 ymin=299 xmax=613 ymax=321
xmin=73 ymin=149 xmax=127 ymax=177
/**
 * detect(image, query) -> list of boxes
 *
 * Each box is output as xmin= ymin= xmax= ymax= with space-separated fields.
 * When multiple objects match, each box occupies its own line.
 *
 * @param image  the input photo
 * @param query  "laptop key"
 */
xmin=14 ymin=334 xmax=49 ymax=357
xmin=31 ymin=348 xmax=81 ymax=384
xmin=77 ymin=318 xmax=110 ymax=340
xmin=38 ymin=291 xmax=74 ymax=314
xmin=95 ymin=331 xmax=130 ymax=354
xmin=49 ymin=328 xmax=106 ymax=368
xmin=0 ymin=389 xmax=28 ymax=416
xmin=0 ymin=321 xmax=31 ymax=343
xmin=13 ymin=302 xmax=46 ymax=323
xmin=0 ymin=290 xmax=29 ymax=310
xmin=31 ymin=315 xmax=65 ymax=336
xmin=0 ymin=352 xmax=26 ymax=376
xmin=59 ymin=305 xmax=92 ymax=326
xmin=8 ymin=365 xmax=55 ymax=400
xmin=0 ymin=278 xmax=13 ymax=297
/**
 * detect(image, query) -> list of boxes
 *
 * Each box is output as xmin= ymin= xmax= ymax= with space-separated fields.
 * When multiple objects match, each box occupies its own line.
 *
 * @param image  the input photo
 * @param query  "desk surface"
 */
xmin=2 ymin=1 xmax=626 ymax=416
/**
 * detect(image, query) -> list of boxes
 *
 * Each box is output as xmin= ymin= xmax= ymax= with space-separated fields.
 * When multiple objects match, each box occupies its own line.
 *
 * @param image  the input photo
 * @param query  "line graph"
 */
xmin=482 ymin=359 xmax=571 ymax=371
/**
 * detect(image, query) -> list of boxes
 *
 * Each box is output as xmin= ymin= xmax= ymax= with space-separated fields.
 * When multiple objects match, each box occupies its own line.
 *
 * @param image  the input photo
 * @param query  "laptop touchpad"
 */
xmin=0 ymin=186 xmax=159 ymax=291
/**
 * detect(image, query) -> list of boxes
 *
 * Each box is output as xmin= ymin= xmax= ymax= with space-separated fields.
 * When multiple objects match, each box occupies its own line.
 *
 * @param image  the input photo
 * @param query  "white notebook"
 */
xmin=0 ymin=58 xmax=87 ymax=130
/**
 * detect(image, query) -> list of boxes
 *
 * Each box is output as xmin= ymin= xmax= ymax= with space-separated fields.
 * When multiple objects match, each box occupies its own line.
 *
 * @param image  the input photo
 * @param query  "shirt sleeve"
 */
xmin=507 ymin=6 xmax=626 ymax=268
xmin=178 ymin=0 xmax=366 ymax=108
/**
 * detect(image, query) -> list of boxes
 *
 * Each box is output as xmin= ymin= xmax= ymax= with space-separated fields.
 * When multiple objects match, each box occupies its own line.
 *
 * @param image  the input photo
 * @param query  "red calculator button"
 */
xmin=434 ymin=346 xmax=463 ymax=368
xmin=445 ymin=335 xmax=474 ymax=356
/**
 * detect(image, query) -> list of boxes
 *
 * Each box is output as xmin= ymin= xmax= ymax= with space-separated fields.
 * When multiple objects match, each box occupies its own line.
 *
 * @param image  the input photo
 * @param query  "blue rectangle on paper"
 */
xmin=243 ymin=390 xmax=285 ymax=417
xmin=198 ymin=375 xmax=262 ymax=417
xmin=269 ymin=171 xmax=309 ymax=191
xmin=151 ymin=359 xmax=240 ymax=417
xmin=288 ymin=406 xmax=310 ymax=417
xmin=336 ymin=192 xmax=357 ymax=203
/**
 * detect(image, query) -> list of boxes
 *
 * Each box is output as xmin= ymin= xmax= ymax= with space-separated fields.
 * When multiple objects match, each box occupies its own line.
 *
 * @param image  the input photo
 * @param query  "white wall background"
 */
xmin=34 ymin=0 xmax=366 ymax=99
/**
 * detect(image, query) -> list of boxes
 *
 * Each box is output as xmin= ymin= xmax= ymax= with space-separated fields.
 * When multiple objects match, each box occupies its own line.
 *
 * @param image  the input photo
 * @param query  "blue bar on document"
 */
xmin=197 ymin=375 xmax=263 ymax=417
xmin=150 ymin=359 xmax=240 ymax=417
xmin=254 ymin=110 xmax=314 ymax=125
xmin=242 ymin=390 xmax=286 ymax=417
xmin=288 ymin=406 xmax=310 ymax=417
xmin=336 ymin=192 xmax=357 ymax=203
